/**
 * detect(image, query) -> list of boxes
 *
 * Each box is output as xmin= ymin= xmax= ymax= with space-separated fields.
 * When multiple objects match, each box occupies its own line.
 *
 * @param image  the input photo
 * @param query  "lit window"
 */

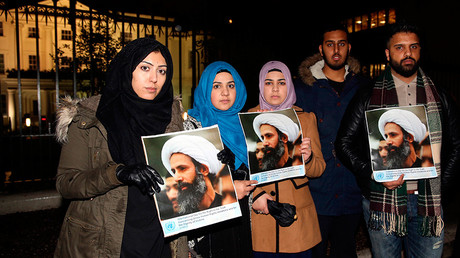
xmin=119 ymin=32 xmax=133 ymax=43
xmin=361 ymin=15 xmax=369 ymax=30
xmin=388 ymin=9 xmax=396 ymax=24
xmin=355 ymin=18 xmax=361 ymax=32
xmin=370 ymin=12 xmax=378 ymax=29
xmin=378 ymin=10 xmax=386 ymax=26
xmin=29 ymin=55 xmax=37 ymax=70
xmin=61 ymin=30 xmax=72 ymax=40
xmin=346 ymin=18 xmax=353 ymax=33
xmin=28 ymin=27 xmax=38 ymax=38
xmin=370 ymin=63 xmax=386 ymax=78
xmin=354 ymin=15 xmax=368 ymax=32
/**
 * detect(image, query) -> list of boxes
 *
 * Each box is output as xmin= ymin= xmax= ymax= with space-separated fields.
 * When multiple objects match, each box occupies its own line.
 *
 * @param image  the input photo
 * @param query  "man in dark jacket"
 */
xmin=294 ymin=24 xmax=370 ymax=258
xmin=335 ymin=21 xmax=460 ymax=258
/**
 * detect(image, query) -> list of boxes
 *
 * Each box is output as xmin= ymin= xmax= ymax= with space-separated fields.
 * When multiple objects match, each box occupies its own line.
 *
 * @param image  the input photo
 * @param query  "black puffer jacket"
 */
xmin=335 ymin=76 xmax=460 ymax=202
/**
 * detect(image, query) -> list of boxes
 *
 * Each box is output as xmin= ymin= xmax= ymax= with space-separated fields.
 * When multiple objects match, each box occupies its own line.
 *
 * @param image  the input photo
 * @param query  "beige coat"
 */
xmin=53 ymin=95 xmax=183 ymax=257
xmin=249 ymin=105 xmax=325 ymax=253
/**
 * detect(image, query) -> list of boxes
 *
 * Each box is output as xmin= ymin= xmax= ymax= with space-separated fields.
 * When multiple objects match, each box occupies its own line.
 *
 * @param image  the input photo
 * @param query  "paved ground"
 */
xmin=0 ymin=180 xmax=458 ymax=257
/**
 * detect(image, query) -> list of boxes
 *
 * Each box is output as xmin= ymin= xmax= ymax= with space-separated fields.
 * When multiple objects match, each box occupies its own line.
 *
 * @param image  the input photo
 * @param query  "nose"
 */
xmin=150 ymin=70 xmax=158 ymax=83
xmin=173 ymin=174 xmax=182 ymax=183
xmin=272 ymin=84 xmax=279 ymax=92
xmin=221 ymin=86 xmax=229 ymax=95
xmin=170 ymin=188 xmax=178 ymax=199
xmin=404 ymin=47 xmax=412 ymax=57
xmin=333 ymin=43 xmax=339 ymax=53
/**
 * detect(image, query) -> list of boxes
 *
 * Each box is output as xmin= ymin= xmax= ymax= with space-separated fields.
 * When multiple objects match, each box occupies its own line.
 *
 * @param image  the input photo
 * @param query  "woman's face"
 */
xmin=132 ymin=51 xmax=167 ymax=100
xmin=263 ymin=71 xmax=287 ymax=106
xmin=210 ymin=72 xmax=236 ymax=111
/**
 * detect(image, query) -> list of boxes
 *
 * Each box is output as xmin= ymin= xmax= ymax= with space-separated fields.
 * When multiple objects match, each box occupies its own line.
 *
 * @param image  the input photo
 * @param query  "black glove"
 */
xmin=267 ymin=200 xmax=297 ymax=227
xmin=116 ymin=163 xmax=164 ymax=195
xmin=217 ymin=147 xmax=235 ymax=172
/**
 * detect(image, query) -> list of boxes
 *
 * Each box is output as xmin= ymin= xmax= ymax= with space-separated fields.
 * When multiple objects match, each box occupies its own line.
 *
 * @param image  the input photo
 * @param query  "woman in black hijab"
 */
xmin=54 ymin=37 xmax=183 ymax=257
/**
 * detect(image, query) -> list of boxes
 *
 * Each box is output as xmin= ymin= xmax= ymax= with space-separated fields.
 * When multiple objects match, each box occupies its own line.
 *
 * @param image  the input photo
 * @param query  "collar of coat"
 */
xmin=55 ymin=95 xmax=184 ymax=145
xmin=298 ymin=53 xmax=361 ymax=86
xmin=55 ymin=95 xmax=102 ymax=144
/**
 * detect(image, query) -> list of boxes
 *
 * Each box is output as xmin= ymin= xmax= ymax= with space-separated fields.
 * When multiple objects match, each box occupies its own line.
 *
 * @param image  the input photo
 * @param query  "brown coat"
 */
xmin=249 ymin=105 xmax=325 ymax=253
xmin=53 ymin=95 xmax=183 ymax=257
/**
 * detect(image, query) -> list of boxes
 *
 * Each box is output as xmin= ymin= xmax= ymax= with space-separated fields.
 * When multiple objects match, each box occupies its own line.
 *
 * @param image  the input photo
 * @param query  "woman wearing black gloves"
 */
xmin=54 ymin=37 xmax=183 ymax=257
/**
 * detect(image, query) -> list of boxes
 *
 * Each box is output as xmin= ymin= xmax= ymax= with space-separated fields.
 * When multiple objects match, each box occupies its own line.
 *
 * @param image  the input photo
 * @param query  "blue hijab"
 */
xmin=188 ymin=61 xmax=248 ymax=168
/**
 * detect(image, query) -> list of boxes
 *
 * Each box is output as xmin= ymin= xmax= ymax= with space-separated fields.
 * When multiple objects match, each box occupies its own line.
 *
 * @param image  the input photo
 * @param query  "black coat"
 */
xmin=334 ymin=76 xmax=460 ymax=203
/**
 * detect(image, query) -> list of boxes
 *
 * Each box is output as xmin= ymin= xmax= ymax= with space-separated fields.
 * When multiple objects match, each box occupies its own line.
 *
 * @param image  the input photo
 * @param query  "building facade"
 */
xmin=0 ymin=0 xmax=205 ymax=134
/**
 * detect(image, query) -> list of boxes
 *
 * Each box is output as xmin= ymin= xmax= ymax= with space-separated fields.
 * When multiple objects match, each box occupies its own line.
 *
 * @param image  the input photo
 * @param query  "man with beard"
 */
xmin=161 ymin=135 xmax=224 ymax=215
xmin=374 ymin=140 xmax=389 ymax=170
xmin=294 ymin=23 xmax=370 ymax=258
xmin=335 ymin=21 xmax=460 ymax=258
xmin=378 ymin=109 xmax=426 ymax=170
xmin=252 ymin=113 xmax=300 ymax=171
xmin=255 ymin=141 xmax=265 ymax=170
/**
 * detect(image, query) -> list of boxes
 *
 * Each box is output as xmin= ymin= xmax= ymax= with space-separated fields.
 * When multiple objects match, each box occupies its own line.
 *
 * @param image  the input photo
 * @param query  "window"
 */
xmin=388 ymin=9 xmax=396 ymax=24
xmin=370 ymin=63 xmax=386 ymax=78
xmin=0 ymin=22 xmax=3 ymax=36
xmin=119 ymin=32 xmax=133 ymax=42
xmin=345 ymin=8 xmax=396 ymax=33
xmin=0 ymin=54 xmax=4 ymax=74
xmin=1 ymin=95 xmax=6 ymax=116
xmin=61 ymin=30 xmax=72 ymax=40
xmin=60 ymin=56 xmax=71 ymax=68
xmin=28 ymin=27 xmax=38 ymax=38
xmin=29 ymin=55 xmax=37 ymax=70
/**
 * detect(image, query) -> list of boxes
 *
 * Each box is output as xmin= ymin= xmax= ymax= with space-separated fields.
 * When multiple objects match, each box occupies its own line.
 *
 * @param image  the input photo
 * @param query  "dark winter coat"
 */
xmin=53 ymin=95 xmax=183 ymax=257
xmin=294 ymin=53 xmax=371 ymax=216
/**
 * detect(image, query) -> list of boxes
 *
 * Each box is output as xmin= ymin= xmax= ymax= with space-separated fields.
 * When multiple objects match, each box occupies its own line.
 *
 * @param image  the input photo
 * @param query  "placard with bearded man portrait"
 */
xmin=142 ymin=125 xmax=241 ymax=237
xmin=239 ymin=108 xmax=305 ymax=185
xmin=365 ymin=105 xmax=437 ymax=182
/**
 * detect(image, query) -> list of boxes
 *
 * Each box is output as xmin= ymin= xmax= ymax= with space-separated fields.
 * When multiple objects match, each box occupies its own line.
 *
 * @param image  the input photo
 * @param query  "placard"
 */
xmin=239 ymin=108 xmax=305 ymax=185
xmin=142 ymin=125 xmax=241 ymax=237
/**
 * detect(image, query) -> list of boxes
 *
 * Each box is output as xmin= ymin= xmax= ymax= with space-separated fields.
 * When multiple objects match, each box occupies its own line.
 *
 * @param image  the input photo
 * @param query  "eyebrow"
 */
xmin=141 ymin=61 xmax=167 ymax=67
xmin=393 ymin=42 xmax=420 ymax=47
xmin=325 ymin=39 xmax=347 ymax=43
xmin=213 ymin=80 xmax=235 ymax=84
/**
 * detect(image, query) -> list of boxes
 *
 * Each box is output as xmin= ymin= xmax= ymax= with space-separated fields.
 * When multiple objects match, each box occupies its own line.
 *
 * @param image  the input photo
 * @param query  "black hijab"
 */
xmin=96 ymin=37 xmax=174 ymax=165
xmin=97 ymin=38 xmax=174 ymax=256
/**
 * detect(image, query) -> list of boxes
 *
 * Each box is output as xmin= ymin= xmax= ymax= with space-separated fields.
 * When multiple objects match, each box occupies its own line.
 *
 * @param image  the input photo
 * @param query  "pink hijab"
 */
xmin=258 ymin=61 xmax=296 ymax=110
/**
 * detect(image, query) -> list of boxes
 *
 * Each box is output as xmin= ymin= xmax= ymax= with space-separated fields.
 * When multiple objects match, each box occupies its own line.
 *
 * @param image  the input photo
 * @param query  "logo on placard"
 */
xmin=252 ymin=174 xmax=259 ymax=182
xmin=165 ymin=221 xmax=176 ymax=232
xmin=375 ymin=172 xmax=384 ymax=181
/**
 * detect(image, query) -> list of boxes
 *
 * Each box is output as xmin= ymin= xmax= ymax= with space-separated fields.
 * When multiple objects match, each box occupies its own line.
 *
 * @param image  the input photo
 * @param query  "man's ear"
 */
xmin=385 ymin=49 xmax=390 ymax=62
xmin=319 ymin=45 xmax=323 ymax=57
xmin=406 ymin=133 xmax=415 ymax=143
xmin=200 ymin=164 xmax=210 ymax=177
xmin=281 ymin=133 xmax=288 ymax=144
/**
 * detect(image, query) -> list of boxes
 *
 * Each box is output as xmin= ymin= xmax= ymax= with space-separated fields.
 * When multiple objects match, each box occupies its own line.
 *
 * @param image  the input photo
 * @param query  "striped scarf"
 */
xmin=368 ymin=67 xmax=443 ymax=237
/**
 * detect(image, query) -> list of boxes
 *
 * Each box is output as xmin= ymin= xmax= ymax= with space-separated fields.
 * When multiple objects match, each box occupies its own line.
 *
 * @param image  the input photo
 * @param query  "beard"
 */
xmin=323 ymin=51 xmax=349 ymax=71
xmin=261 ymin=140 xmax=286 ymax=171
xmin=386 ymin=140 xmax=411 ymax=169
xmin=177 ymin=171 xmax=207 ymax=215
xmin=389 ymin=56 xmax=419 ymax=78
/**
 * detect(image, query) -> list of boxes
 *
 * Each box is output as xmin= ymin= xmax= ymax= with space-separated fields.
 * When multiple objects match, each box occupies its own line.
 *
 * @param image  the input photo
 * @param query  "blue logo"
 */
xmin=252 ymin=175 xmax=259 ymax=182
xmin=375 ymin=172 xmax=384 ymax=181
xmin=165 ymin=221 xmax=176 ymax=232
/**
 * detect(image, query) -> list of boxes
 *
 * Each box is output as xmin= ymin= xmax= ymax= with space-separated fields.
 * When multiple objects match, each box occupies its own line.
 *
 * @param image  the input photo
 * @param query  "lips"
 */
xmin=332 ymin=54 xmax=341 ymax=61
xmin=401 ymin=57 xmax=415 ymax=65
xmin=145 ymin=87 xmax=157 ymax=93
